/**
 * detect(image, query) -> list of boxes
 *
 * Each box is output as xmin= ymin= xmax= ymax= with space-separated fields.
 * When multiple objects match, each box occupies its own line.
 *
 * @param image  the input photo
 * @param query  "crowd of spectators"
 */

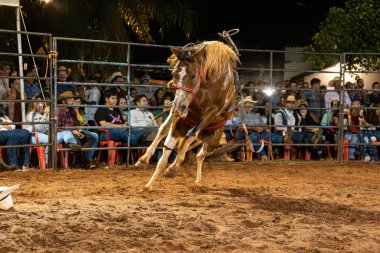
xmin=1 ymin=58 xmax=380 ymax=171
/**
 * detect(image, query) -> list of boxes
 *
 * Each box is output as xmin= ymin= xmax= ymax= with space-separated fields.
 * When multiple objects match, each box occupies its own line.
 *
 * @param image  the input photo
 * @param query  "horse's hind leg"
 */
xmin=136 ymin=110 xmax=176 ymax=167
xmin=164 ymin=135 xmax=196 ymax=177
xmin=195 ymin=129 xmax=223 ymax=184
xmin=144 ymin=129 xmax=180 ymax=191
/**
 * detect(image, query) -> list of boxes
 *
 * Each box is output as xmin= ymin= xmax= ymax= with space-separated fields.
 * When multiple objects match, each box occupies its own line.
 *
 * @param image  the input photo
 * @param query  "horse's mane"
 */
xmin=168 ymin=41 xmax=240 ymax=82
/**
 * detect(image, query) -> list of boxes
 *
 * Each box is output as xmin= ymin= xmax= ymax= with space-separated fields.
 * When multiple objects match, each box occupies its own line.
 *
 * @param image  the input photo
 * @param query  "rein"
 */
xmin=171 ymin=65 xmax=203 ymax=101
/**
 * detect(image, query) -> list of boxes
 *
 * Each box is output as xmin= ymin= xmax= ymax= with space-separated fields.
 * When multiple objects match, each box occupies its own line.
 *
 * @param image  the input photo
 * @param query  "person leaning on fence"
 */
xmin=24 ymin=98 xmax=82 ymax=164
xmin=57 ymin=91 xmax=97 ymax=169
xmin=94 ymin=90 xmax=144 ymax=146
xmin=0 ymin=111 xmax=31 ymax=171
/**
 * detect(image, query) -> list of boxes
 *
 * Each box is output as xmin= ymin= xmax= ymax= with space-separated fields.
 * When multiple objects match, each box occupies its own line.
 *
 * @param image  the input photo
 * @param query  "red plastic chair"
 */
xmin=96 ymin=125 xmax=125 ymax=167
xmin=57 ymin=143 xmax=69 ymax=169
xmin=30 ymin=132 xmax=46 ymax=169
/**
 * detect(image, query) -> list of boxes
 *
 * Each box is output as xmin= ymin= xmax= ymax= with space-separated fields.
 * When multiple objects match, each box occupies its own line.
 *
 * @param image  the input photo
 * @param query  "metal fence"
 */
xmin=1 ymin=28 xmax=379 ymax=169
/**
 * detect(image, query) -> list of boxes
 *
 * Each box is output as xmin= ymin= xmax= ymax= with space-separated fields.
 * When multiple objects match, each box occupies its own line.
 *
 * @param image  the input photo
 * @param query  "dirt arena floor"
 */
xmin=0 ymin=161 xmax=379 ymax=252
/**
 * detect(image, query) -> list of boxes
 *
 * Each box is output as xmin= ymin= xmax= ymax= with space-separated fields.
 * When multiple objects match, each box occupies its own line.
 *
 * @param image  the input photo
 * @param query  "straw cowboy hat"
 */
xmin=239 ymin=96 xmax=258 ymax=106
xmin=108 ymin=71 xmax=125 ymax=83
xmin=285 ymin=95 xmax=296 ymax=102
xmin=57 ymin=91 xmax=81 ymax=103
xmin=0 ymin=185 xmax=20 ymax=210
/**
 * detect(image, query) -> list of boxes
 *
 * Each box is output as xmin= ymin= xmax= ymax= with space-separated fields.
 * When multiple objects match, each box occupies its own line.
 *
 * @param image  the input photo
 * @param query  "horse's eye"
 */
xmin=191 ymin=75 xmax=196 ymax=79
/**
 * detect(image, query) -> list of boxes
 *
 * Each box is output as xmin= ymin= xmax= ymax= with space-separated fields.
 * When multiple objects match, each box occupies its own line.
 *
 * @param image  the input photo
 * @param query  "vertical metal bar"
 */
xmin=51 ymin=37 xmax=58 ymax=170
xmin=126 ymin=43 xmax=131 ymax=167
xmin=337 ymin=53 xmax=345 ymax=162
xmin=268 ymin=51 xmax=273 ymax=160
xmin=16 ymin=7 xmax=25 ymax=122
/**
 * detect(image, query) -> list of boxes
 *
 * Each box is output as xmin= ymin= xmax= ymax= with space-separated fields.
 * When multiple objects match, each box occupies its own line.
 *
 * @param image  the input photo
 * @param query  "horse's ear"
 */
xmin=170 ymin=47 xmax=182 ymax=57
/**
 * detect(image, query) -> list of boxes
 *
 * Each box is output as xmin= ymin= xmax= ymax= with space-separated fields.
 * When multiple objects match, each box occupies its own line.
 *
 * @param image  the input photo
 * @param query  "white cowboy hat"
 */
xmin=108 ymin=71 xmax=126 ymax=83
xmin=0 ymin=185 xmax=20 ymax=210
xmin=239 ymin=96 xmax=258 ymax=106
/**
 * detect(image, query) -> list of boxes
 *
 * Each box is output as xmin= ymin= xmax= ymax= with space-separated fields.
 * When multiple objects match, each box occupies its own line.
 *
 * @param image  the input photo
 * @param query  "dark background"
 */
xmin=159 ymin=0 xmax=346 ymax=49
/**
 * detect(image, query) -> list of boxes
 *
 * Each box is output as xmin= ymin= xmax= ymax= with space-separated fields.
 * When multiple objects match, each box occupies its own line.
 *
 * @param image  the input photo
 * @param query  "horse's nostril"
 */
xmin=179 ymin=105 xmax=187 ymax=112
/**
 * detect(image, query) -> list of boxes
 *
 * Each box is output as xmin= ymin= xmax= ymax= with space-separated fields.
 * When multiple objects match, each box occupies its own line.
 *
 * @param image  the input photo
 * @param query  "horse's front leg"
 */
xmin=136 ymin=109 xmax=176 ymax=167
xmin=144 ymin=128 xmax=180 ymax=191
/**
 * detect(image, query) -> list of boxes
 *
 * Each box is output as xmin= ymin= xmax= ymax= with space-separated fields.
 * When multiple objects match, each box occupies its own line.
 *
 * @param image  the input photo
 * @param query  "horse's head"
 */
xmin=169 ymin=44 xmax=205 ymax=118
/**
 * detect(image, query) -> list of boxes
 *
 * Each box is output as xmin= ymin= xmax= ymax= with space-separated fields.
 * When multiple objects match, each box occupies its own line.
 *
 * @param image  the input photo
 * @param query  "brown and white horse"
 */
xmin=136 ymin=41 xmax=240 ymax=190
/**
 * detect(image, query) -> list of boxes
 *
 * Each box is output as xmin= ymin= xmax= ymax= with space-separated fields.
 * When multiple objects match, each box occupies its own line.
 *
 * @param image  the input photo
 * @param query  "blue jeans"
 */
xmin=0 ymin=129 xmax=31 ymax=167
xmin=32 ymin=131 xmax=78 ymax=163
xmin=344 ymin=130 xmax=359 ymax=160
xmin=236 ymin=130 xmax=283 ymax=158
xmin=101 ymin=128 xmax=143 ymax=146
xmin=360 ymin=129 xmax=380 ymax=161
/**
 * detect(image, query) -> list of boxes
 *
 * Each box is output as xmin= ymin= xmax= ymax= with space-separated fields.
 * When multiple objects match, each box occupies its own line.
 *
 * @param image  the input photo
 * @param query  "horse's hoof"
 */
xmin=163 ymin=169 xmax=177 ymax=178
xmin=143 ymin=184 xmax=153 ymax=191
xmin=135 ymin=160 xmax=147 ymax=168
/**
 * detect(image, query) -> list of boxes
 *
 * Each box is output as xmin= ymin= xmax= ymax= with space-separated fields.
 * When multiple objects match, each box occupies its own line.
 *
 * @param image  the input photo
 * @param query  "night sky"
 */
xmin=164 ymin=0 xmax=347 ymax=50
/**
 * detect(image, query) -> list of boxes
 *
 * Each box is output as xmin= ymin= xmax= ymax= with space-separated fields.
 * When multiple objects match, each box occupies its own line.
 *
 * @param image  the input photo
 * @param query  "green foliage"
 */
xmin=305 ymin=0 xmax=380 ymax=72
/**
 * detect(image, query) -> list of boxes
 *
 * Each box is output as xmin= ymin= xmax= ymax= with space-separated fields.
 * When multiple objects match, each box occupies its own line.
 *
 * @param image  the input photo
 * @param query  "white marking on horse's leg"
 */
xmin=165 ymin=135 xmax=196 ymax=174
xmin=144 ymin=130 xmax=180 ymax=190
xmin=195 ymin=144 xmax=207 ymax=184
xmin=136 ymin=110 xmax=175 ymax=167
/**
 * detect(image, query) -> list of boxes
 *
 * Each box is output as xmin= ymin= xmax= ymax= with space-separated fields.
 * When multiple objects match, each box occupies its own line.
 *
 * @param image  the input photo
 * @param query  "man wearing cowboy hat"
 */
xmin=274 ymin=95 xmax=303 ymax=144
xmin=235 ymin=96 xmax=284 ymax=161
xmin=57 ymin=65 xmax=77 ymax=96
xmin=107 ymin=71 xmax=128 ymax=97
xmin=57 ymin=91 xmax=98 ymax=169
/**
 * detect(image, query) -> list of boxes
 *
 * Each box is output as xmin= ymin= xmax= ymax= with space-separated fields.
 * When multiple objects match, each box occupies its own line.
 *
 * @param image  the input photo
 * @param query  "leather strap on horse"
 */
xmin=171 ymin=65 xmax=203 ymax=101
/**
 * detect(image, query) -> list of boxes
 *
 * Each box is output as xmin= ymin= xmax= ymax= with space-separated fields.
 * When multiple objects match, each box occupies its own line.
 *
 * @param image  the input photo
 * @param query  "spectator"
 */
xmin=344 ymin=99 xmax=361 ymax=160
xmin=8 ymin=77 xmax=24 ymax=124
xmin=138 ymin=74 xmax=155 ymax=98
xmin=58 ymin=91 xmax=97 ymax=168
xmin=324 ymin=77 xmax=351 ymax=109
xmin=0 ymin=60 xmax=11 ymax=113
xmin=95 ymin=90 xmax=143 ymax=146
xmin=118 ymin=96 xmax=129 ymax=121
xmin=24 ymin=68 xmax=41 ymax=100
xmin=366 ymin=81 xmax=380 ymax=107
xmin=0 ymin=110 xmax=31 ymax=171
xmin=357 ymin=107 xmax=379 ymax=162
xmin=57 ymin=66 xmax=77 ymax=95
xmin=108 ymin=71 xmax=127 ymax=98
xmin=149 ymin=88 xmax=165 ymax=107
xmin=302 ymin=78 xmax=325 ymax=119
xmin=24 ymin=98 xmax=82 ymax=164
xmin=83 ymin=74 xmax=101 ymax=126
xmin=73 ymin=95 xmax=99 ymax=163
